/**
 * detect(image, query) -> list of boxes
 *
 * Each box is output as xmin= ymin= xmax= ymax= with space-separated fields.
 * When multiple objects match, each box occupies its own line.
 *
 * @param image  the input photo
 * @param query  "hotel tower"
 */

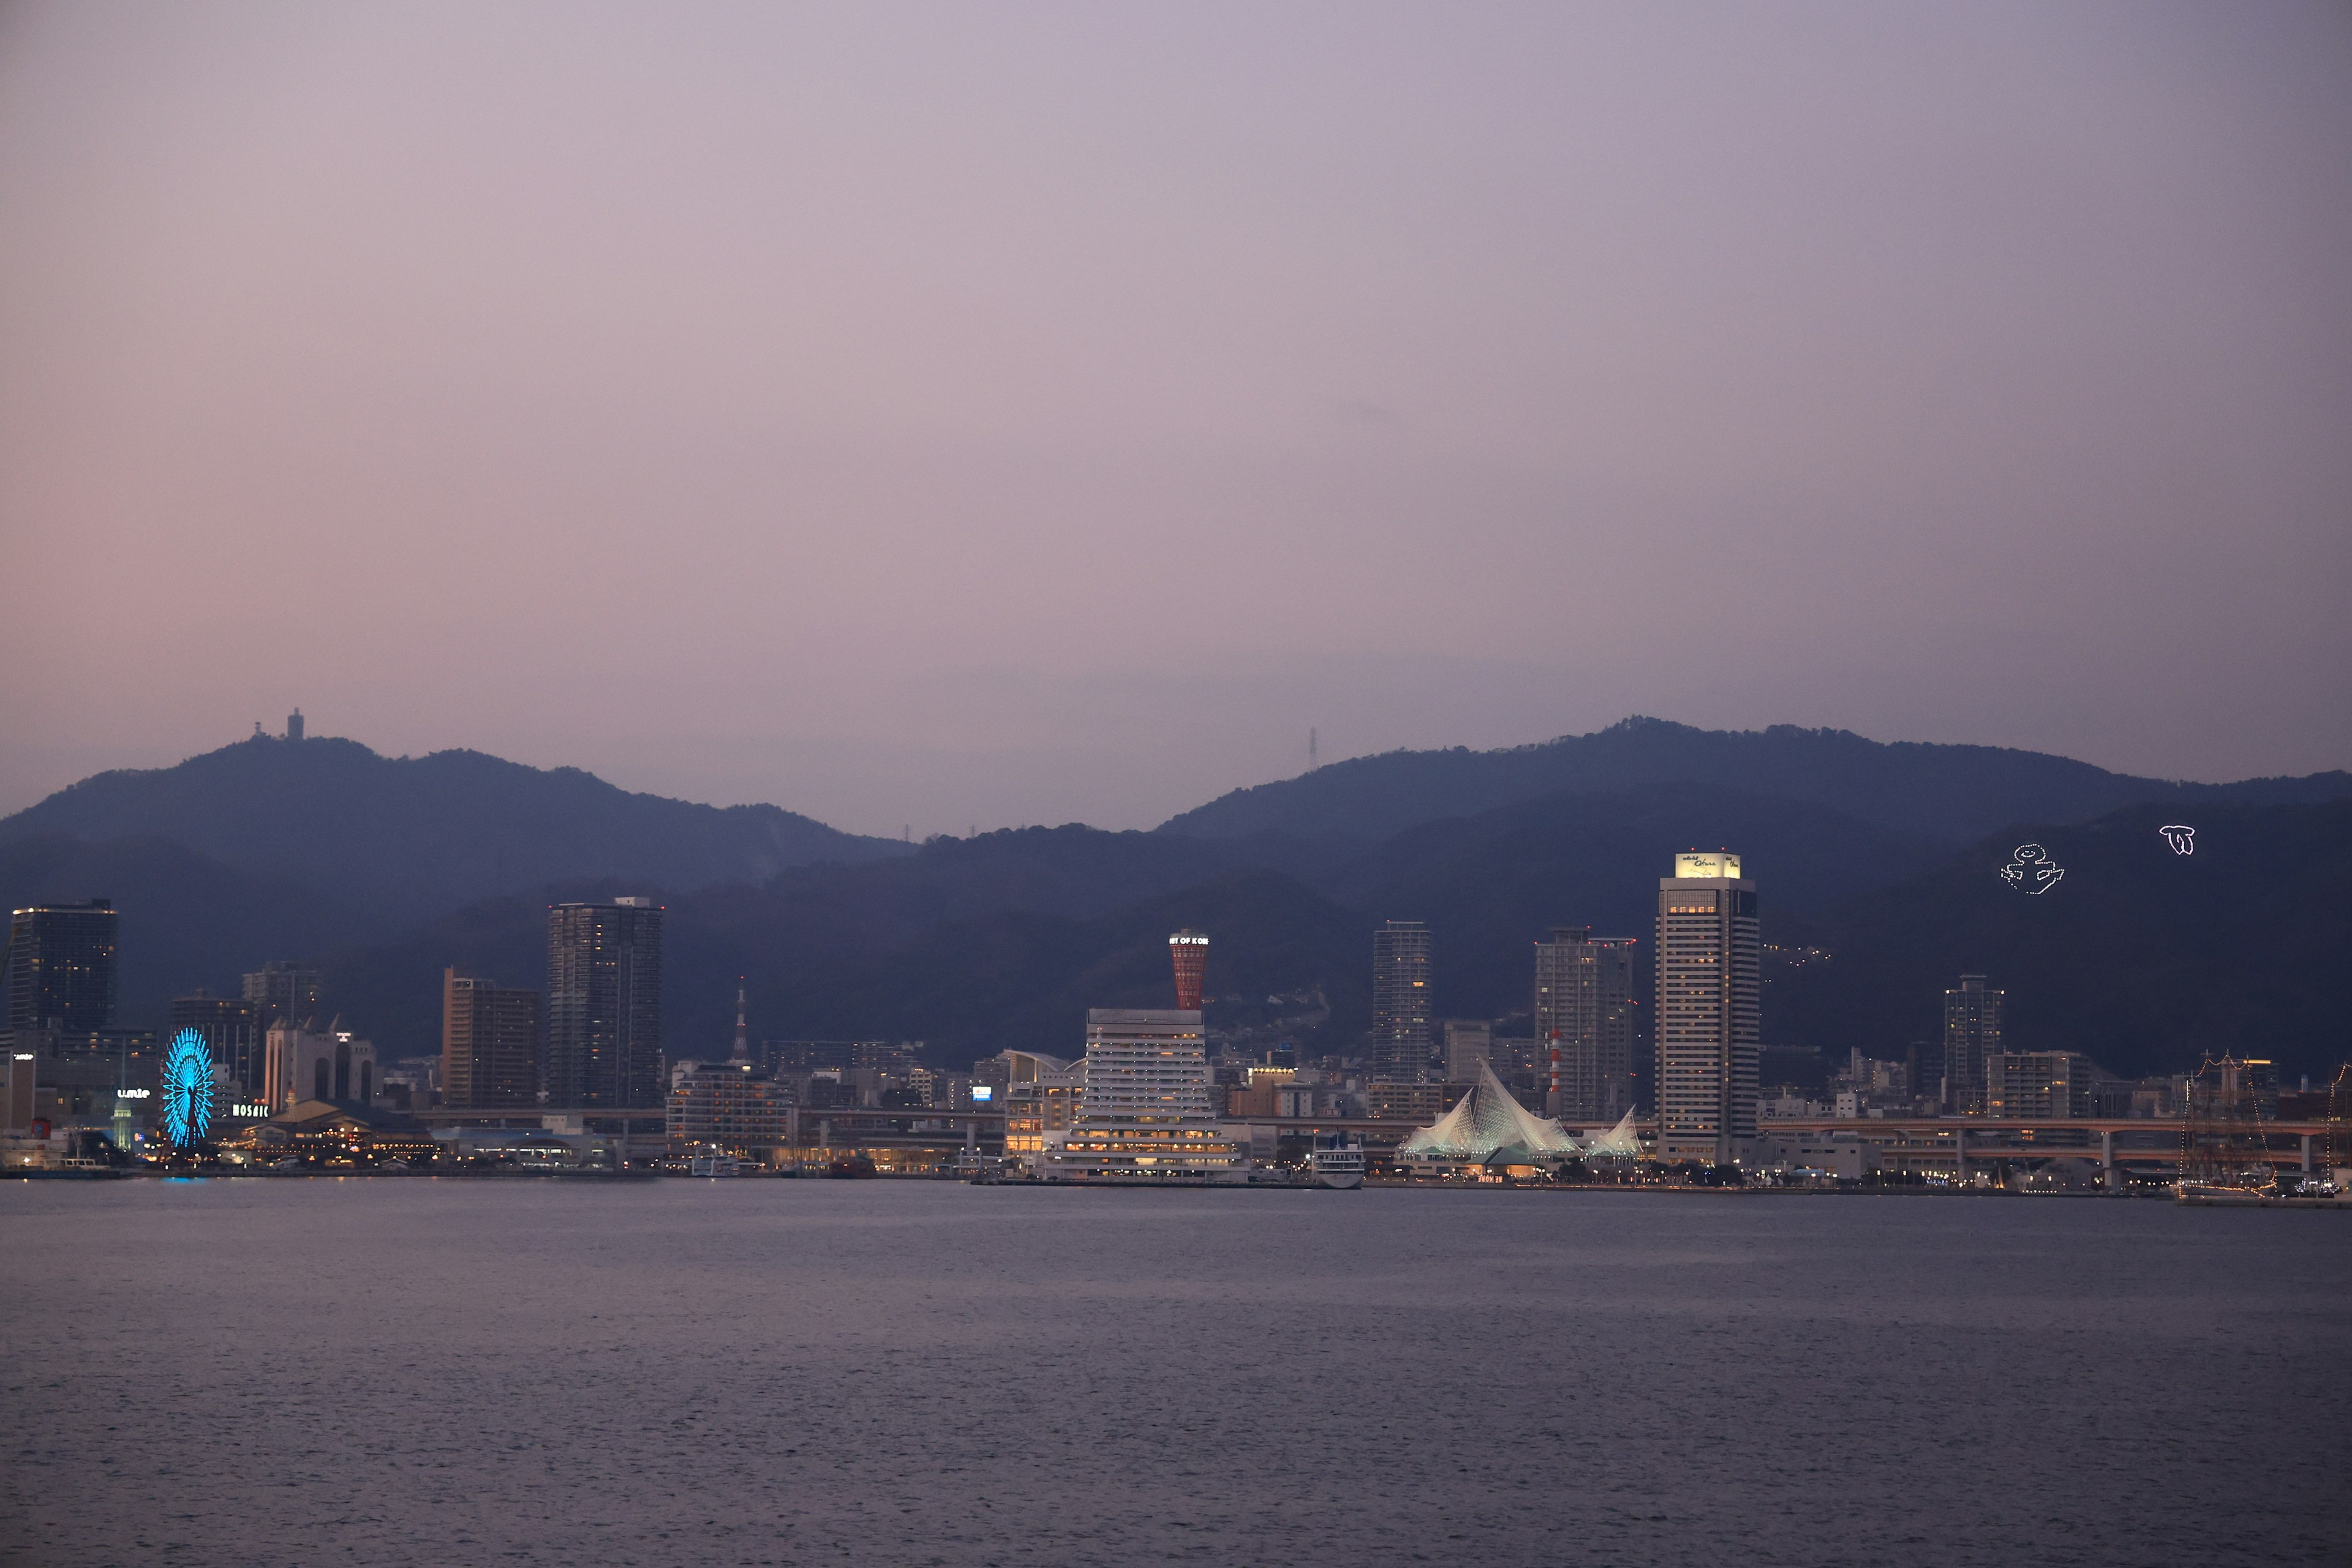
xmin=1654 ymin=852 xmax=1759 ymax=1164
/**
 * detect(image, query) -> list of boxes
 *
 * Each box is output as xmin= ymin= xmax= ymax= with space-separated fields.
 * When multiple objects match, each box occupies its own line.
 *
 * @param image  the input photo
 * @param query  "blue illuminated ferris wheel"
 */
xmin=160 ymin=1027 xmax=216 ymax=1152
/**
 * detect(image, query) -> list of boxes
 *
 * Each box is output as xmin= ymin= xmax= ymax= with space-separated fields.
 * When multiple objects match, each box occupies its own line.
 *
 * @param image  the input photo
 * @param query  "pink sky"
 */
xmin=3 ymin=2 xmax=2347 ymax=835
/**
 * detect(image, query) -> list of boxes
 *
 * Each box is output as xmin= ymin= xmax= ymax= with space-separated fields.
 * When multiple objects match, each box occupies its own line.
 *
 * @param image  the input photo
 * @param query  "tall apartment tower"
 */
xmin=242 ymin=961 xmax=322 ymax=1035
xmin=546 ymin=898 xmax=664 ymax=1107
xmin=1169 ymin=930 xmax=1208 ymax=1010
xmin=1942 ymin=975 xmax=2003 ymax=1114
xmin=5 ymin=900 xmax=119 ymax=1034
xmin=169 ymin=992 xmax=260 ymax=1098
xmin=1654 ymin=853 xmax=1760 ymax=1164
xmin=1534 ymin=925 xmax=1638 ymax=1125
xmin=1371 ymin=919 xmax=1434 ymax=1082
xmin=442 ymin=968 xmax=543 ymax=1110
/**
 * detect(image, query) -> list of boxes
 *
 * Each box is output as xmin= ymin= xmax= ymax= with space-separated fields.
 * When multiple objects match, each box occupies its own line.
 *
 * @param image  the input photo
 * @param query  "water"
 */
xmin=4 ymin=1180 xmax=2345 ymax=1567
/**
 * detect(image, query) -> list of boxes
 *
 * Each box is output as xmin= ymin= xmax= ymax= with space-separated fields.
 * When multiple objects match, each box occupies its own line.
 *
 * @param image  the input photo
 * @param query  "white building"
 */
xmin=1656 ymin=852 xmax=1759 ymax=1164
xmin=1040 ymin=1009 xmax=1248 ymax=1183
xmin=263 ymin=1019 xmax=378 ymax=1111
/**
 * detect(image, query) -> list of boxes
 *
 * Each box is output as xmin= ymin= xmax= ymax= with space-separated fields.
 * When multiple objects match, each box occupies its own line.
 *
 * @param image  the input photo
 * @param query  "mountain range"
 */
xmin=4 ymin=718 xmax=2346 ymax=1084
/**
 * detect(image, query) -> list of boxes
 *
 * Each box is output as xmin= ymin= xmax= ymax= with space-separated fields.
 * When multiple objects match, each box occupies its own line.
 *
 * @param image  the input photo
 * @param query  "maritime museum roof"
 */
xmin=1397 ymin=1065 xmax=1583 ymax=1161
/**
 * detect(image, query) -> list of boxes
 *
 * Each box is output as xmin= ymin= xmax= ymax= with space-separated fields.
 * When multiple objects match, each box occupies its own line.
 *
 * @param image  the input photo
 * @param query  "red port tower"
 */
xmin=1169 ymin=929 xmax=1208 ymax=1010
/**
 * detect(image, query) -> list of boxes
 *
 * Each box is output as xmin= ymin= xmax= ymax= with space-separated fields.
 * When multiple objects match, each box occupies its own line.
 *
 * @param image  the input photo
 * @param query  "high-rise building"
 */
xmin=242 ymin=962 xmax=322 ymax=1035
xmin=1169 ymin=930 xmax=1208 ymax=1010
xmin=1534 ymin=925 xmax=1638 ymax=1124
xmin=546 ymin=898 xmax=665 ymax=1107
xmin=1442 ymin=1019 xmax=1491 ymax=1082
xmin=1041 ymin=1009 xmax=1247 ymax=1182
xmin=6 ymin=900 xmax=119 ymax=1033
xmin=1654 ymin=852 xmax=1759 ymax=1165
xmin=1371 ymin=919 xmax=1434 ymax=1082
xmin=1984 ymin=1050 xmax=2085 ymax=1119
xmin=169 ymin=992 xmax=260 ymax=1098
xmin=441 ymin=968 xmax=542 ymax=1110
xmin=1942 ymin=975 xmax=2003 ymax=1114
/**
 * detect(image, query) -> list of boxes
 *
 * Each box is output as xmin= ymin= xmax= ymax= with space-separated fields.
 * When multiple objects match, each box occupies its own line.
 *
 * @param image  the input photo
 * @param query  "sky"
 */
xmin=2 ymin=1 xmax=2347 ymax=837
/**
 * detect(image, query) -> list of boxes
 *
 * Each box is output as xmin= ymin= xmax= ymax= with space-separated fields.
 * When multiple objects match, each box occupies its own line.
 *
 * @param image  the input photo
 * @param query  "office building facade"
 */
xmin=6 ymin=900 xmax=119 ymax=1034
xmin=1983 ymin=1049 xmax=2086 ymax=1119
xmin=169 ymin=992 xmax=261 ymax=1098
xmin=1371 ymin=919 xmax=1434 ymax=1082
xmin=1942 ymin=975 xmax=2003 ymax=1114
xmin=242 ymin=961 xmax=322 ymax=1035
xmin=546 ymin=899 xmax=665 ymax=1107
xmin=1534 ymin=925 xmax=1638 ymax=1125
xmin=442 ymin=968 xmax=543 ymax=1110
xmin=1442 ymin=1019 xmax=1492 ymax=1082
xmin=1654 ymin=853 xmax=1759 ymax=1164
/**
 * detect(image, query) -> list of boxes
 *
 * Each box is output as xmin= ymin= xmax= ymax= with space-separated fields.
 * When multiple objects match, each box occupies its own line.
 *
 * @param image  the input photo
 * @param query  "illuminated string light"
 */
xmin=1999 ymin=843 xmax=2065 ymax=895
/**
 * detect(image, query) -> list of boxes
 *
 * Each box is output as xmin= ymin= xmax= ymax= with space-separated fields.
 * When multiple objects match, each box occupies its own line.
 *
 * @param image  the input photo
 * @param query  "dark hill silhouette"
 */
xmin=1765 ymin=799 xmax=2352 ymax=1084
xmin=0 ymin=833 xmax=382 ymax=1008
xmin=1157 ymin=716 xmax=2352 ymax=845
xmin=0 ymin=732 xmax=905 ymax=921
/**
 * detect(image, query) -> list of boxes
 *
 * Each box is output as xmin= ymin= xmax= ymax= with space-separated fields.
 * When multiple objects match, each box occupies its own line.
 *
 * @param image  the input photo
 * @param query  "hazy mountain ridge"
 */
xmin=1156 ymin=716 xmax=2352 ymax=844
xmin=0 ymin=733 xmax=908 ymax=920
xmin=9 ymin=724 xmax=2348 ymax=1085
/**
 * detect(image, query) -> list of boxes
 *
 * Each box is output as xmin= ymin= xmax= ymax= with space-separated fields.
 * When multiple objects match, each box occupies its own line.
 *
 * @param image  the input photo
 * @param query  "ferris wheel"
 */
xmin=160 ymin=1028 xmax=217 ymax=1153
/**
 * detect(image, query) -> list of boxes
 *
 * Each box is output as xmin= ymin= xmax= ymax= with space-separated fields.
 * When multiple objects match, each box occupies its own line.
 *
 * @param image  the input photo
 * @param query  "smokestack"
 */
xmin=1169 ymin=930 xmax=1208 ymax=1011
xmin=731 ymin=978 xmax=748 ymax=1063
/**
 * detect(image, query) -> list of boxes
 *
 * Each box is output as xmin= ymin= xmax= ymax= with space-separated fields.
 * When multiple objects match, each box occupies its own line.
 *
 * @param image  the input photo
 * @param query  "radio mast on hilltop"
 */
xmin=1308 ymin=726 xmax=1317 ymax=771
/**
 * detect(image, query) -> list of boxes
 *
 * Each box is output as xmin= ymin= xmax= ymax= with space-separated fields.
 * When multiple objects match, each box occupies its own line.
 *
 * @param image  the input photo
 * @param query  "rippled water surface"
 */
xmin=4 ymin=1180 xmax=2346 ymax=1567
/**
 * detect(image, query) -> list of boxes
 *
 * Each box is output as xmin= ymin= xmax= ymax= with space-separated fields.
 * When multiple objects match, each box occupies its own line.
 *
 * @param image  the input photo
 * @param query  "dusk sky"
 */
xmin=3 ymin=2 xmax=2346 ymax=836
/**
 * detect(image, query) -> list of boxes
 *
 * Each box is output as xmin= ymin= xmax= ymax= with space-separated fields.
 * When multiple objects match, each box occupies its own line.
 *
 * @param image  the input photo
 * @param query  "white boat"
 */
xmin=688 ymin=1155 xmax=744 ymax=1177
xmin=1308 ymin=1134 xmax=1364 ymax=1189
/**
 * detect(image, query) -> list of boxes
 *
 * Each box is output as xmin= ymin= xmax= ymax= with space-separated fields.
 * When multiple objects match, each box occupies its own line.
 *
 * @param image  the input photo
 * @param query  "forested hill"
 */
xmin=0 ymin=733 xmax=907 ymax=921
xmin=1156 ymin=716 xmax=2352 ymax=845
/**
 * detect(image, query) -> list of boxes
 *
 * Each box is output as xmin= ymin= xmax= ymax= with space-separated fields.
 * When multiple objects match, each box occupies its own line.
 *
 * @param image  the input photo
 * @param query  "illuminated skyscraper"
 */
xmin=5 ymin=900 xmax=118 ymax=1034
xmin=1041 ymin=1009 xmax=1246 ymax=1182
xmin=442 ymin=968 xmax=543 ymax=1110
xmin=546 ymin=898 xmax=664 ymax=1107
xmin=1169 ymin=930 xmax=1208 ymax=1010
xmin=1534 ymin=926 xmax=1637 ymax=1124
xmin=1942 ymin=975 xmax=2003 ymax=1114
xmin=1371 ymin=919 xmax=1434 ymax=1082
xmin=1654 ymin=853 xmax=1758 ymax=1164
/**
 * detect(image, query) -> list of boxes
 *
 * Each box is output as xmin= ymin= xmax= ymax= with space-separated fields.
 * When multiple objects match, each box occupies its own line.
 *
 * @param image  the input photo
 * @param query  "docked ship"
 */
xmin=1308 ymin=1133 xmax=1364 ymax=1189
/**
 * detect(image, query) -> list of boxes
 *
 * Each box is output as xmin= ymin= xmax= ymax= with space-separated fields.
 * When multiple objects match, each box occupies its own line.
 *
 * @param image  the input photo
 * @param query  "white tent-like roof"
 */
xmin=1581 ymin=1108 xmax=1641 ymax=1158
xmin=1397 ymin=1063 xmax=1583 ymax=1160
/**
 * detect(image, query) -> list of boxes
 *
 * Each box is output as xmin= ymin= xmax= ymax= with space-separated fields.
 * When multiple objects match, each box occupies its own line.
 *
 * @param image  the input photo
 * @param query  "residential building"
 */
xmin=6 ymin=900 xmax=118 ymax=1033
xmin=666 ymin=1060 xmax=793 ymax=1159
xmin=1371 ymin=919 xmax=1434 ymax=1082
xmin=441 ymin=968 xmax=542 ymax=1110
xmin=1534 ymin=925 xmax=1637 ymax=1125
xmin=1041 ymin=1009 xmax=1247 ymax=1182
xmin=1943 ymin=975 xmax=2003 ymax=1113
xmin=241 ymin=961 xmax=321 ymax=1035
xmin=1442 ymin=1019 xmax=1492 ymax=1082
xmin=546 ymin=899 xmax=664 ymax=1107
xmin=1366 ymin=1080 xmax=1451 ymax=1121
xmin=1983 ymin=1050 xmax=2088 ymax=1119
xmin=1654 ymin=851 xmax=1760 ymax=1164
xmin=168 ymin=992 xmax=261 ymax=1098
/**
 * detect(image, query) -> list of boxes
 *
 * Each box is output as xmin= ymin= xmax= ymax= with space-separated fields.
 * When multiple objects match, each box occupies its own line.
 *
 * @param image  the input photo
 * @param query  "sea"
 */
xmin=4 ymin=1180 xmax=2346 ymax=1567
